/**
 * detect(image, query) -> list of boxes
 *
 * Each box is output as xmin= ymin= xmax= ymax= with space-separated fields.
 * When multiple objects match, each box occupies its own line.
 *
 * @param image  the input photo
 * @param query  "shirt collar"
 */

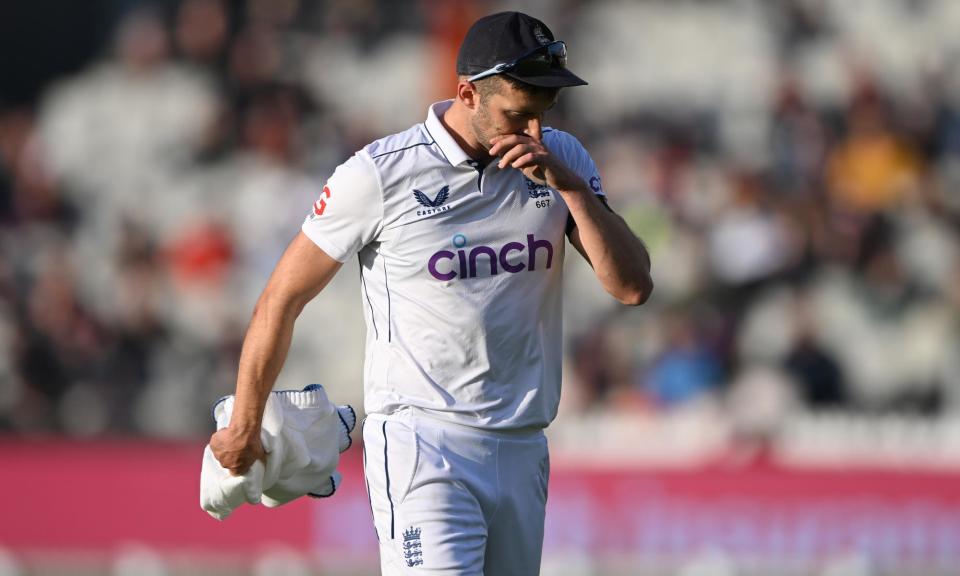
xmin=425 ymin=100 xmax=472 ymax=167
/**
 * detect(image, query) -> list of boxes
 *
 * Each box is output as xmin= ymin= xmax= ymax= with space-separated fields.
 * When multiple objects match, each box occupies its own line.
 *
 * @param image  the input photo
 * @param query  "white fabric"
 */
xmin=301 ymin=100 xmax=603 ymax=431
xmin=200 ymin=384 xmax=356 ymax=521
xmin=363 ymin=410 xmax=549 ymax=575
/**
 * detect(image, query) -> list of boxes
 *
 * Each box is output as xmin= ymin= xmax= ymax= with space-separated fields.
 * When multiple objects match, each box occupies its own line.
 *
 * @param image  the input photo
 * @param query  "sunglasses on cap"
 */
xmin=467 ymin=40 xmax=568 ymax=83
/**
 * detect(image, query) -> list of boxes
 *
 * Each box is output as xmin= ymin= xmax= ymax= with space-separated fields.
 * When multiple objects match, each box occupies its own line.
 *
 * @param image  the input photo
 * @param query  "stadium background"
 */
xmin=2 ymin=0 xmax=960 ymax=574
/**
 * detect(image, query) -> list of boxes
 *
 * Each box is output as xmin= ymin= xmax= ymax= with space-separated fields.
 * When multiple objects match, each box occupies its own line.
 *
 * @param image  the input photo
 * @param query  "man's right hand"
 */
xmin=209 ymin=425 xmax=266 ymax=476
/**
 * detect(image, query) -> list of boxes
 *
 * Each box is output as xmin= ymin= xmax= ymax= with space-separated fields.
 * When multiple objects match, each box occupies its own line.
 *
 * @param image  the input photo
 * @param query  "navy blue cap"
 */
xmin=456 ymin=12 xmax=587 ymax=88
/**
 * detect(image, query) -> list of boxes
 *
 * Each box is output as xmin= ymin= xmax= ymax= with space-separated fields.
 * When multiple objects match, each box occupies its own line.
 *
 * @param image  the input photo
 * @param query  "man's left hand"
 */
xmin=489 ymin=128 xmax=584 ymax=193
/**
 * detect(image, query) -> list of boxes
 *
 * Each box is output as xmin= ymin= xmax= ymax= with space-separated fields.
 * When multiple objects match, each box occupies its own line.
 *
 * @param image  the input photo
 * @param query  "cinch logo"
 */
xmin=589 ymin=176 xmax=602 ymax=193
xmin=427 ymin=233 xmax=554 ymax=281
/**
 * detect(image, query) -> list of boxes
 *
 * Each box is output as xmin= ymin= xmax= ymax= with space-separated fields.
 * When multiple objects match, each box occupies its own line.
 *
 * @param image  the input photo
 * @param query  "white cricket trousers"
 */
xmin=363 ymin=409 xmax=550 ymax=575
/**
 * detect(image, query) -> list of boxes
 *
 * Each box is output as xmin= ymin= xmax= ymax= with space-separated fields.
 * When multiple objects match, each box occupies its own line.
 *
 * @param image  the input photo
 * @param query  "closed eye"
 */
xmin=507 ymin=101 xmax=556 ymax=119
xmin=508 ymin=111 xmax=543 ymax=120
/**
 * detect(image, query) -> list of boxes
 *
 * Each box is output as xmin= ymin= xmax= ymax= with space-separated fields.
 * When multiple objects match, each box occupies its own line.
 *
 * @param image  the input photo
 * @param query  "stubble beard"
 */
xmin=471 ymin=101 xmax=497 ymax=156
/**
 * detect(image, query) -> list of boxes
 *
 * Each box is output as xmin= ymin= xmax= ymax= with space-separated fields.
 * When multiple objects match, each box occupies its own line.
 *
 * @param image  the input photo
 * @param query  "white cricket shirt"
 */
xmin=302 ymin=100 xmax=604 ymax=430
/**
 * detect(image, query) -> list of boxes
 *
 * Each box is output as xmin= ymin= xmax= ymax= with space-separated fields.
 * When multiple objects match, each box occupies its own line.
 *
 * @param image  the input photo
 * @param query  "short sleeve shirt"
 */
xmin=302 ymin=100 xmax=604 ymax=430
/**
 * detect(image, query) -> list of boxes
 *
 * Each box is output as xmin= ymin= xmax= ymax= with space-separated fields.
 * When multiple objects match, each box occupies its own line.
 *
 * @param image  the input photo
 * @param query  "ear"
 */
xmin=457 ymin=78 xmax=480 ymax=111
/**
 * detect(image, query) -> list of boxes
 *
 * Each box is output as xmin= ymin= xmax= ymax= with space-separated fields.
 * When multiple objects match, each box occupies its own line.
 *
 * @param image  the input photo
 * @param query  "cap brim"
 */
xmin=504 ymin=67 xmax=588 ymax=88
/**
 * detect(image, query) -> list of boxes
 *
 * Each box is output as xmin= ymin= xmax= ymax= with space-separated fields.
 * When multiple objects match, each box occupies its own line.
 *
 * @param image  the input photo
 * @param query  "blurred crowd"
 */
xmin=1 ymin=0 xmax=959 ymax=441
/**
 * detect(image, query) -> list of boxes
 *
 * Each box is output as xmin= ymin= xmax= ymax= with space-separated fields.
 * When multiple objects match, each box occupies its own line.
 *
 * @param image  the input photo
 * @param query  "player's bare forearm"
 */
xmin=488 ymin=129 xmax=652 ymax=305
xmin=211 ymin=232 xmax=342 ymax=474
xmin=230 ymin=232 xmax=342 ymax=431
xmin=229 ymin=290 xmax=303 ymax=437
xmin=563 ymin=185 xmax=652 ymax=306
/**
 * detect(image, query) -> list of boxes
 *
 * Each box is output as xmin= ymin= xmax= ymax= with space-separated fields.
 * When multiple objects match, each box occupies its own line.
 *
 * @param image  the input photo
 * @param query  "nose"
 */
xmin=524 ymin=117 xmax=542 ymax=139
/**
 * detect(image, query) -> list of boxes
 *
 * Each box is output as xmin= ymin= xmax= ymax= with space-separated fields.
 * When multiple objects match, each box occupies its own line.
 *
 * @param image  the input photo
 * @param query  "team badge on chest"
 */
xmin=525 ymin=177 xmax=553 ymax=209
xmin=525 ymin=177 xmax=550 ymax=199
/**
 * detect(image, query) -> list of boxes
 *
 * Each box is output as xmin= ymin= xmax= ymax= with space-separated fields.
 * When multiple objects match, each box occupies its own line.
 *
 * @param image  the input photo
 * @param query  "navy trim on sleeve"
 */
xmin=566 ymin=194 xmax=613 ymax=237
xmin=337 ymin=407 xmax=355 ymax=452
xmin=597 ymin=195 xmax=613 ymax=212
xmin=210 ymin=395 xmax=231 ymax=422
xmin=307 ymin=475 xmax=338 ymax=498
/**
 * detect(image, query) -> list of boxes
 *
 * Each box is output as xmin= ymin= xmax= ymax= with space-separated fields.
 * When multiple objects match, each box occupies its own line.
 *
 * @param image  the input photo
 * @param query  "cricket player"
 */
xmin=210 ymin=11 xmax=652 ymax=575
